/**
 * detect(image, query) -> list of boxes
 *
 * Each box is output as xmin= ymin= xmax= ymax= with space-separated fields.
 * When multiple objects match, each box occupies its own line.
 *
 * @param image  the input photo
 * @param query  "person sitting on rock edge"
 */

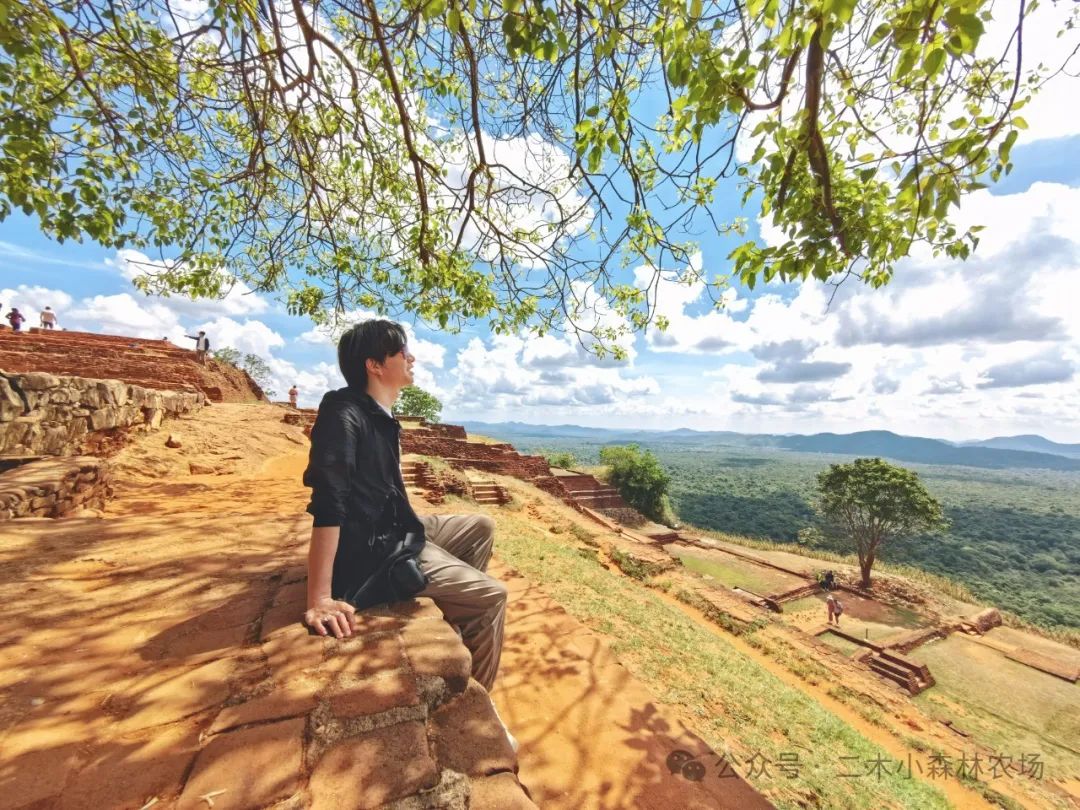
xmin=301 ymin=319 xmax=510 ymax=706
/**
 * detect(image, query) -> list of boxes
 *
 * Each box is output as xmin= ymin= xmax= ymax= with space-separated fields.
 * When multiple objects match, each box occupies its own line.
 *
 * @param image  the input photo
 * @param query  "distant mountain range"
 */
xmin=457 ymin=422 xmax=1080 ymax=472
xmin=962 ymin=434 xmax=1080 ymax=459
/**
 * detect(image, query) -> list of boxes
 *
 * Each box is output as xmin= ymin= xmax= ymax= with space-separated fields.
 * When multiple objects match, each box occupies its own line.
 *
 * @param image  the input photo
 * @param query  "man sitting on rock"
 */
xmin=301 ymin=319 xmax=509 ymax=697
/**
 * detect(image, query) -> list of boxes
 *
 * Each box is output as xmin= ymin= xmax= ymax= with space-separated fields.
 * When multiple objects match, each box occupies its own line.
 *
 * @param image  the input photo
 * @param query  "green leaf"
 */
xmin=924 ymin=47 xmax=945 ymax=78
xmin=869 ymin=23 xmax=891 ymax=45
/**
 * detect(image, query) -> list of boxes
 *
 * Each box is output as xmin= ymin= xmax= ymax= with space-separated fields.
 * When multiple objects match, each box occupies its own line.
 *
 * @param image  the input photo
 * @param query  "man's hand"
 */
xmin=304 ymin=597 xmax=357 ymax=639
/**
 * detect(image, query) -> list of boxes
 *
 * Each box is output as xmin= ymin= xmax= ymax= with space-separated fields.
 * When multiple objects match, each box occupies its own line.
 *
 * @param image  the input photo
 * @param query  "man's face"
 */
xmin=377 ymin=345 xmax=415 ymax=388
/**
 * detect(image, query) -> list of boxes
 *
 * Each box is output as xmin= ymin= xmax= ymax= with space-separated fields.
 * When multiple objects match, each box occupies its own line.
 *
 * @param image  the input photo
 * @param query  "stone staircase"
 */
xmin=0 ymin=328 xmax=264 ymax=402
xmin=552 ymin=470 xmax=628 ymax=509
xmin=471 ymin=480 xmax=510 ymax=506
xmin=401 ymin=459 xmax=436 ymax=489
xmin=862 ymin=650 xmax=936 ymax=695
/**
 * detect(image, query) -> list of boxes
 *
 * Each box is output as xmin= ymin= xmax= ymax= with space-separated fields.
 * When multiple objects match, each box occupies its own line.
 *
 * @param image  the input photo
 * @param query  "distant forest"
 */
xmin=512 ymin=437 xmax=1080 ymax=630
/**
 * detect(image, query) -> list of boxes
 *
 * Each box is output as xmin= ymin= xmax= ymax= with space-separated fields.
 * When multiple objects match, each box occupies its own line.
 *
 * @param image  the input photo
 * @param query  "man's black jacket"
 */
xmin=303 ymin=386 xmax=424 ymax=601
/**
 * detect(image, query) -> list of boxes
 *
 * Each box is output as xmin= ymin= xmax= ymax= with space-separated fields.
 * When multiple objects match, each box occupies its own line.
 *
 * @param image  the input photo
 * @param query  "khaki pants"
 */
xmin=417 ymin=514 xmax=506 ymax=690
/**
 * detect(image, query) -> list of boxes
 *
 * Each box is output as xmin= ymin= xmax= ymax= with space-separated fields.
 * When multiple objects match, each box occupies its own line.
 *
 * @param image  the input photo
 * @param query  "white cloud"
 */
xmin=633 ymin=182 xmax=1080 ymax=439
xmin=199 ymin=316 xmax=285 ymax=357
xmin=446 ymin=331 xmax=658 ymax=417
xmin=0 ymin=286 xmax=75 ymax=325
xmin=109 ymin=249 xmax=271 ymax=316
xmin=263 ymin=358 xmax=343 ymax=408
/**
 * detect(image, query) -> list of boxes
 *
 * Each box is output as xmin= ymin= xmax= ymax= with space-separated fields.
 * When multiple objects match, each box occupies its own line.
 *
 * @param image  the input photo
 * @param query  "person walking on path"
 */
xmin=301 ymin=319 xmax=509 ymax=696
xmin=185 ymin=330 xmax=210 ymax=364
xmin=5 ymin=308 xmax=25 ymax=332
xmin=826 ymin=594 xmax=844 ymax=626
xmin=288 ymin=384 xmax=299 ymax=407
xmin=39 ymin=307 xmax=57 ymax=329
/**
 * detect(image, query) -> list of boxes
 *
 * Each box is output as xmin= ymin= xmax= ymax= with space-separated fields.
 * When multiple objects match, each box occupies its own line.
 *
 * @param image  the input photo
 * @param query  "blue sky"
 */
xmin=3 ymin=9 xmax=1079 ymax=442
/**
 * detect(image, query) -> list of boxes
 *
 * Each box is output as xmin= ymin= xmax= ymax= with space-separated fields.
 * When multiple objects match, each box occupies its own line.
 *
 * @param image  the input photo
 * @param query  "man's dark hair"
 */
xmin=338 ymin=319 xmax=408 ymax=389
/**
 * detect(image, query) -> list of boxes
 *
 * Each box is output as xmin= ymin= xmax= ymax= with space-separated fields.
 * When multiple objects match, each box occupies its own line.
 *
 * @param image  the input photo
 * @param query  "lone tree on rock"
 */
xmin=393 ymin=385 xmax=442 ymax=423
xmin=816 ymin=457 xmax=945 ymax=589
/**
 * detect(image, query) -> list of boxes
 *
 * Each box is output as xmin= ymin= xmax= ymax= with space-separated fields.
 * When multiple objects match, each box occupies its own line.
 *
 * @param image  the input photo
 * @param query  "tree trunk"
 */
xmin=860 ymin=554 xmax=875 ymax=589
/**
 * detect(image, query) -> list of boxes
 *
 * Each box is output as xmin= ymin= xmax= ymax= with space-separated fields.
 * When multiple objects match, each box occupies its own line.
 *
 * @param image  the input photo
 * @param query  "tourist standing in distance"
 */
xmin=301 ymin=319 xmax=509 ymax=696
xmin=5 ymin=308 xmax=25 ymax=332
xmin=288 ymin=384 xmax=299 ymax=407
xmin=40 ymin=306 xmax=58 ymax=329
xmin=826 ymin=594 xmax=844 ymax=625
xmin=185 ymin=330 xmax=210 ymax=364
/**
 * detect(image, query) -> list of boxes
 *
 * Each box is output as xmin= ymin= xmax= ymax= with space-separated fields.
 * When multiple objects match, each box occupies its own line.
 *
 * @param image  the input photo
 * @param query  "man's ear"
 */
xmin=365 ymin=357 xmax=383 ymax=378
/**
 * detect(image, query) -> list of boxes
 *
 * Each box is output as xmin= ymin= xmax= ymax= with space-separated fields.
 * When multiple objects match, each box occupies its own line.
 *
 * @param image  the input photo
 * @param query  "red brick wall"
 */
xmin=0 ymin=328 xmax=265 ymax=402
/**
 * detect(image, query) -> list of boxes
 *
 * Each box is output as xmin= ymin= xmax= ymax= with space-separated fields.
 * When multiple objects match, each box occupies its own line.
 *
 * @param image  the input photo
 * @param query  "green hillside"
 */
xmin=506 ymin=435 xmax=1080 ymax=631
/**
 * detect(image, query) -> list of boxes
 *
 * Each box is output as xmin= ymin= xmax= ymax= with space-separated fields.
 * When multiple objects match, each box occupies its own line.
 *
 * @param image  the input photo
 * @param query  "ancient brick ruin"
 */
xmin=0 ymin=327 xmax=266 ymax=402
xmin=0 ymin=456 xmax=111 ymax=519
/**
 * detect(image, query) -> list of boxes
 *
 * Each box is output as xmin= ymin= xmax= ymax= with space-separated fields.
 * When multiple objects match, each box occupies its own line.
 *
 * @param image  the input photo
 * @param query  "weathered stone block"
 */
xmin=18 ymin=372 xmax=60 ymax=390
xmin=327 ymin=668 xmax=420 ymax=718
xmin=210 ymin=675 xmax=320 ymax=734
xmin=58 ymin=720 xmax=202 ymax=810
xmin=146 ymin=407 xmax=164 ymax=428
xmin=89 ymin=406 xmax=121 ymax=431
xmin=401 ymin=620 xmax=472 ymax=694
xmin=326 ymin=632 xmax=405 ymax=681
xmin=430 ymin=681 xmax=516 ymax=777
xmin=179 ymin=717 xmax=305 ymax=808
xmin=308 ymin=721 xmax=437 ymax=809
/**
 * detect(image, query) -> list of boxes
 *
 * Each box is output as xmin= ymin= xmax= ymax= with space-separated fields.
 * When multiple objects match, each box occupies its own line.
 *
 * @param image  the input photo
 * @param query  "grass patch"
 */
xmin=910 ymin=636 xmax=1080 ymax=781
xmin=568 ymin=522 xmax=599 ymax=546
xmin=494 ymin=513 xmax=952 ymax=810
xmin=671 ymin=546 xmax=802 ymax=594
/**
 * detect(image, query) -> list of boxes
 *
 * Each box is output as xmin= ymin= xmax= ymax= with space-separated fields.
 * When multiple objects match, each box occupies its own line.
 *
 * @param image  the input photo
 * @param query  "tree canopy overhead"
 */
xmin=2 ymin=0 xmax=1073 ymax=353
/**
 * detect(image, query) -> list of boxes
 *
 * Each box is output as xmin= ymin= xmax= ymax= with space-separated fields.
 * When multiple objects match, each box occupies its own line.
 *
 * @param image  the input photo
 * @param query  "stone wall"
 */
xmin=400 ymin=434 xmax=552 ymax=478
xmin=0 ymin=372 xmax=204 ymax=456
xmin=283 ymin=407 xmax=317 ymax=436
xmin=398 ymin=418 xmax=467 ymax=439
xmin=0 ymin=456 xmax=111 ymax=519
